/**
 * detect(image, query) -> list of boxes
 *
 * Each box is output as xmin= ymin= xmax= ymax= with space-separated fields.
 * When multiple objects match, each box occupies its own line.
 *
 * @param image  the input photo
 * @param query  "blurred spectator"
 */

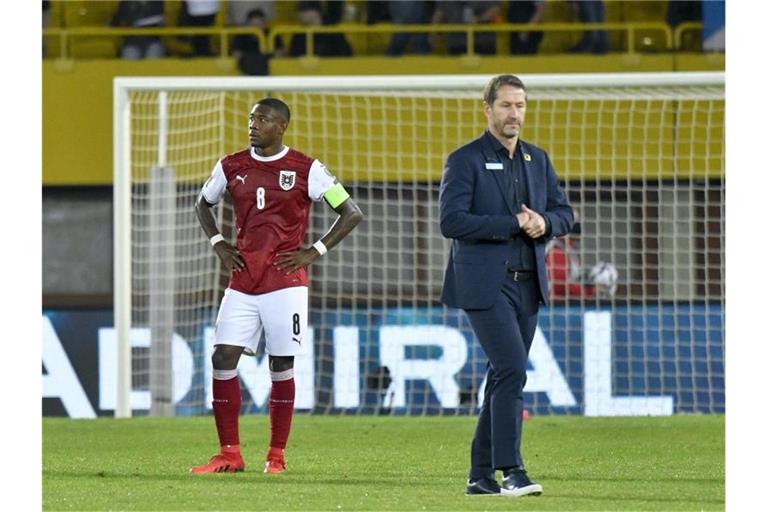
xmin=365 ymin=1 xmax=391 ymax=24
xmin=566 ymin=0 xmax=607 ymax=54
xmin=110 ymin=1 xmax=167 ymax=60
xmin=667 ymin=0 xmax=702 ymax=28
xmin=289 ymin=1 xmax=353 ymax=57
xmin=545 ymin=232 xmax=595 ymax=301
xmin=178 ymin=0 xmax=220 ymax=56
xmin=545 ymin=210 xmax=617 ymax=301
xmin=43 ymin=0 xmax=52 ymax=57
xmin=508 ymin=1 xmax=544 ymax=55
xmin=667 ymin=0 xmax=702 ymax=51
xmin=231 ymin=8 xmax=284 ymax=75
xmin=433 ymin=1 xmax=501 ymax=56
xmin=228 ymin=1 xmax=276 ymax=26
xmin=385 ymin=1 xmax=434 ymax=56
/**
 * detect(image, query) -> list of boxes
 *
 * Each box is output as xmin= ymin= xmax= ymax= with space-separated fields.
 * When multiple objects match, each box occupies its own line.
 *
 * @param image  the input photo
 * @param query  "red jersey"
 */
xmin=202 ymin=146 xmax=338 ymax=295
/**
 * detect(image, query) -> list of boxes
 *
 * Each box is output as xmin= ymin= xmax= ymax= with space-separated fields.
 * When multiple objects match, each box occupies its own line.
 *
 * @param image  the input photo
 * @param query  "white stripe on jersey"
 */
xmin=308 ymin=160 xmax=338 ymax=202
xmin=202 ymin=159 xmax=226 ymax=204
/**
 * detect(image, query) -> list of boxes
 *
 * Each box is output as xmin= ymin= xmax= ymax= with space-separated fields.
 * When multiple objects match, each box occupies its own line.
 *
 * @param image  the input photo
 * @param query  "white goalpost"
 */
xmin=113 ymin=72 xmax=725 ymax=419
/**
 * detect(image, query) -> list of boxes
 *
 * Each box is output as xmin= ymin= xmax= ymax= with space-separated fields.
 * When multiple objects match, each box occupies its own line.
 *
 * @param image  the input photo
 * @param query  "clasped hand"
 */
xmin=516 ymin=204 xmax=546 ymax=239
xmin=517 ymin=205 xmax=547 ymax=238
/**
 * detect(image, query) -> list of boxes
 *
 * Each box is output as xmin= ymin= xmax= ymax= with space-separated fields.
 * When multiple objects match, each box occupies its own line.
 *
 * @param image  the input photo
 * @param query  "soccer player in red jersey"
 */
xmin=190 ymin=98 xmax=363 ymax=474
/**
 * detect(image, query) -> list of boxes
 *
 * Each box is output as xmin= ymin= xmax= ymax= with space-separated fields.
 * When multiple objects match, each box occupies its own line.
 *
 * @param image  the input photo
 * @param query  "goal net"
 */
xmin=113 ymin=73 xmax=724 ymax=418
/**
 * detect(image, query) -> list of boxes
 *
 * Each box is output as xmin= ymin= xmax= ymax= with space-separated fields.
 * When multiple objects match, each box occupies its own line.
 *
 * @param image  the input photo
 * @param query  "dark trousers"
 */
xmin=569 ymin=0 xmax=608 ymax=53
xmin=179 ymin=7 xmax=216 ymax=56
xmin=464 ymin=274 xmax=539 ymax=479
xmin=509 ymin=31 xmax=543 ymax=55
xmin=385 ymin=1 xmax=431 ymax=55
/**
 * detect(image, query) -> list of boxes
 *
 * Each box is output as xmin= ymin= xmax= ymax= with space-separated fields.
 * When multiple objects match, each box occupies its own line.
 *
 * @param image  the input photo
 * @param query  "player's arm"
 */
xmin=195 ymin=162 xmax=245 ymax=272
xmin=274 ymin=161 xmax=363 ymax=274
xmin=316 ymin=195 xmax=364 ymax=252
xmin=273 ymin=193 xmax=363 ymax=274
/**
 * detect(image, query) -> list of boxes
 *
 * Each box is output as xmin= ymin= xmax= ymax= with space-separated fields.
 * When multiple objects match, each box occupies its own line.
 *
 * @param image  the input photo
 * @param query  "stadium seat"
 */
xmin=614 ymin=1 xmax=669 ymax=52
xmin=62 ymin=0 xmax=119 ymax=59
xmin=537 ymin=2 xmax=580 ymax=54
xmin=62 ymin=0 xmax=118 ymax=27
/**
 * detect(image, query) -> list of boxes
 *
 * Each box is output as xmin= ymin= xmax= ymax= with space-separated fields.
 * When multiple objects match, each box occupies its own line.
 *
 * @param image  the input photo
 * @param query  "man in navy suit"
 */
xmin=439 ymin=74 xmax=573 ymax=497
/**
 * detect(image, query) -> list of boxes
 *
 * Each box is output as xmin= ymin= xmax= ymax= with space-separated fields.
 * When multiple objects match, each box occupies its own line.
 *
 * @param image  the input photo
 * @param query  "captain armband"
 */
xmin=323 ymin=183 xmax=350 ymax=209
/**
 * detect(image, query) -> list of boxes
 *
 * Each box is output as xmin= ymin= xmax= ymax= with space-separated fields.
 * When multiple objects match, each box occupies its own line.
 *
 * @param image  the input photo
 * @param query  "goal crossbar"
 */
xmin=115 ymin=72 xmax=724 ymax=92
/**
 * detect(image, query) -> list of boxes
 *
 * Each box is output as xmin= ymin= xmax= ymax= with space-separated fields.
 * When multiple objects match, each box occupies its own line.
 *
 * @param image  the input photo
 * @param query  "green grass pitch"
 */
xmin=43 ymin=415 xmax=723 ymax=511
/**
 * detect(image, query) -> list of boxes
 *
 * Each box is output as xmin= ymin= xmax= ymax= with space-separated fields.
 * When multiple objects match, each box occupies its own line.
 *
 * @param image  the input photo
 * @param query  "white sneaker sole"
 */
xmin=501 ymin=483 xmax=543 ymax=497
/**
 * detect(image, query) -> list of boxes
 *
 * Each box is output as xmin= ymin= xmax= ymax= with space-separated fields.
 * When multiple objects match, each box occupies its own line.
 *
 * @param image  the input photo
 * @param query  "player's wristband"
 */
xmin=313 ymin=240 xmax=328 ymax=256
xmin=210 ymin=234 xmax=225 ymax=246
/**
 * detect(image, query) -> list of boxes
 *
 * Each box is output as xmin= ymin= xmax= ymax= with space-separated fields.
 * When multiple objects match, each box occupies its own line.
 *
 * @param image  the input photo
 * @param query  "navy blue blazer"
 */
xmin=439 ymin=132 xmax=573 ymax=309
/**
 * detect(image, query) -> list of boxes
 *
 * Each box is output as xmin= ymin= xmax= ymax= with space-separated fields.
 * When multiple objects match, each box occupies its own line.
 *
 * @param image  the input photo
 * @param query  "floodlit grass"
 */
xmin=43 ymin=415 xmax=723 ymax=511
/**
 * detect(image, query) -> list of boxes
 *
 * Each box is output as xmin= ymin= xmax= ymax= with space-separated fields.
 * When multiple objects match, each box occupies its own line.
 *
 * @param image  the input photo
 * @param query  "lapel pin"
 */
xmin=523 ymin=153 xmax=531 ymax=161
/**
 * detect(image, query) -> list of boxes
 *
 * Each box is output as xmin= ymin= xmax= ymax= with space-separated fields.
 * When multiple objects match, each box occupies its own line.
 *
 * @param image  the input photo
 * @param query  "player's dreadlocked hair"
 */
xmin=256 ymin=97 xmax=291 ymax=123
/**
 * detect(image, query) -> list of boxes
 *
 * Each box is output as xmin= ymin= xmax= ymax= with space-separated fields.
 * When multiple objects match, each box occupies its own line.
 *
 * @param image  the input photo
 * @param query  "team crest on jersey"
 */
xmin=279 ymin=170 xmax=296 ymax=191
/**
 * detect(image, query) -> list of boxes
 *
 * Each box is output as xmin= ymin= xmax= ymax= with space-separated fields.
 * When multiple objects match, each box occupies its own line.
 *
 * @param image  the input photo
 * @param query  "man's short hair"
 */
xmin=483 ymin=75 xmax=527 ymax=105
xmin=256 ymin=97 xmax=291 ymax=123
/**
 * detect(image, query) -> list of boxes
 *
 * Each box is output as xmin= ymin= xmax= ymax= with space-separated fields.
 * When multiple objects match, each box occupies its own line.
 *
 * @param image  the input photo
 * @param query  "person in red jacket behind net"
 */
xmin=545 ymin=209 xmax=617 ymax=301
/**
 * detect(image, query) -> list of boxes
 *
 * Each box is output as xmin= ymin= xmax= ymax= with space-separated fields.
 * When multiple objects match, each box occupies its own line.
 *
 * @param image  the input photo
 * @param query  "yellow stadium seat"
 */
xmin=63 ymin=0 xmax=118 ymax=27
xmin=60 ymin=0 xmax=119 ymax=58
xmin=538 ymin=1 xmax=579 ymax=54
xmin=612 ymin=1 xmax=669 ymax=52
xmin=621 ymin=1 xmax=668 ymax=22
xmin=274 ymin=1 xmax=298 ymax=24
xmin=69 ymin=39 xmax=118 ymax=59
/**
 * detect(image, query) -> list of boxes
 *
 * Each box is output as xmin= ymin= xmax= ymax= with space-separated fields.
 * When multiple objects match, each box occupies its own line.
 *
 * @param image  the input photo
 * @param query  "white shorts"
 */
xmin=213 ymin=286 xmax=308 ymax=357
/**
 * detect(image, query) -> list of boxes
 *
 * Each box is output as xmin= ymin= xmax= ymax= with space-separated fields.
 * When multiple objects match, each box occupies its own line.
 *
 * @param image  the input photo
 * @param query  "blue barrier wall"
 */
xmin=42 ymin=304 xmax=723 ymax=417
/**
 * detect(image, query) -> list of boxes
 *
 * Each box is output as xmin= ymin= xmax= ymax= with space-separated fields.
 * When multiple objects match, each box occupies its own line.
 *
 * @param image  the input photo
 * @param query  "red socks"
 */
xmin=212 ymin=369 xmax=241 ymax=449
xmin=211 ymin=368 xmax=295 ymax=453
xmin=268 ymin=369 xmax=296 ymax=450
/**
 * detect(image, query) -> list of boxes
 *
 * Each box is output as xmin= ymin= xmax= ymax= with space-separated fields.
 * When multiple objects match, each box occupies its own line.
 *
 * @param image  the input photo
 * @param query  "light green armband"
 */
xmin=323 ymin=183 xmax=350 ymax=209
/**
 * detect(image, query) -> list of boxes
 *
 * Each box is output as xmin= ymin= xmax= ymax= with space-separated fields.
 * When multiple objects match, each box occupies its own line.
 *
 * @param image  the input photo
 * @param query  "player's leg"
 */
xmin=264 ymin=355 xmax=295 ymax=474
xmin=258 ymin=286 xmax=308 ymax=474
xmin=210 ymin=345 xmax=246 ymax=461
xmin=190 ymin=289 xmax=262 ymax=474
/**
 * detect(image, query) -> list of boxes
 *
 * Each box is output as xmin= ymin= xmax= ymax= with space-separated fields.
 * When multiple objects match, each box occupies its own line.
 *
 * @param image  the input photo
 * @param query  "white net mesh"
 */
xmin=119 ymin=74 xmax=724 ymax=416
